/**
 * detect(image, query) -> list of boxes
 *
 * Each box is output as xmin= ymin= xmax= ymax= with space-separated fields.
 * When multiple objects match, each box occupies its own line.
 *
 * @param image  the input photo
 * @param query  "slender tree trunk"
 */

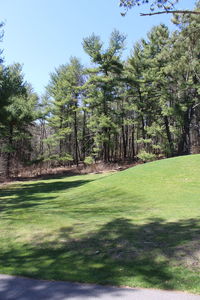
xmin=102 ymin=85 xmax=110 ymax=163
xmin=6 ymin=124 xmax=13 ymax=178
xmin=137 ymin=87 xmax=146 ymax=140
xmin=74 ymin=110 xmax=79 ymax=166
xmin=131 ymin=125 xmax=135 ymax=159
xmin=178 ymin=108 xmax=194 ymax=155
xmin=59 ymin=115 xmax=63 ymax=158
xmin=114 ymin=133 xmax=118 ymax=161
xmin=164 ymin=116 xmax=174 ymax=157
xmin=39 ymin=120 xmax=45 ymax=175
xmin=103 ymin=128 xmax=109 ymax=162
xmin=125 ymin=125 xmax=128 ymax=157
xmin=122 ymin=125 xmax=127 ymax=160
xmin=103 ymin=141 xmax=107 ymax=162
xmin=141 ymin=116 xmax=146 ymax=140
xmin=82 ymin=109 xmax=86 ymax=161
xmin=108 ymin=131 xmax=111 ymax=162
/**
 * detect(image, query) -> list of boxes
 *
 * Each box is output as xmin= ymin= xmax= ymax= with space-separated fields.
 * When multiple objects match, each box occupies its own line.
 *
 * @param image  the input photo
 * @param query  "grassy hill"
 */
xmin=0 ymin=154 xmax=200 ymax=293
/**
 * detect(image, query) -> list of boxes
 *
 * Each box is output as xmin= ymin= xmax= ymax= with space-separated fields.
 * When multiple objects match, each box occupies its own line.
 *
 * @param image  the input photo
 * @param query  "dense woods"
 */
xmin=0 ymin=8 xmax=200 ymax=178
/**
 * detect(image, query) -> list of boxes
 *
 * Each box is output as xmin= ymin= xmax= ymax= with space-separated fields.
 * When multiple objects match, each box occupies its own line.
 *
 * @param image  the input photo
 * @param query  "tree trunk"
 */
xmin=6 ymin=124 xmax=13 ymax=178
xmin=131 ymin=125 xmax=135 ymax=159
xmin=164 ymin=116 xmax=174 ymax=157
xmin=122 ymin=125 xmax=127 ymax=160
xmin=74 ymin=110 xmax=79 ymax=166
xmin=82 ymin=109 xmax=86 ymax=161
xmin=177 ymin=108 xmax=193 ymax=155
xmin=141 ymin=116 xmax=146 ymax=140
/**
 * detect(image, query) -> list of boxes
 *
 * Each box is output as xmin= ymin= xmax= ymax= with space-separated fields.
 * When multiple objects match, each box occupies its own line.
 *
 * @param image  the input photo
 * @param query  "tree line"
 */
xmin=0 ymin=7 xmax=200 ymax=178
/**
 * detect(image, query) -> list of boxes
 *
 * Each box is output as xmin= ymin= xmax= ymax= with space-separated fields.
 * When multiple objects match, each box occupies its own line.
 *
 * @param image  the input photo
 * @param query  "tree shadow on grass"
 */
xmin=1 ymin=218 xmax=200 ymax=295
xmin=9 ymin=168 xmax=86 ymax=183
xmin=0 ymin=179 xmax=94 ymax=215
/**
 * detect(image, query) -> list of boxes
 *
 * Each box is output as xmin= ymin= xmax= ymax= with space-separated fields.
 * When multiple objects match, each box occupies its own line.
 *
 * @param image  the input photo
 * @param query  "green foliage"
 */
xmin=25 ymin=157 xmax=45 ymax=166
xmin=2 ymin=9 xmax=200 ymax=176
xmin=0 ymin=63 xmax=39 ymax=176
xmin=137 ymin=150 xmax=156 ymax=162
xmin=59 ymin=154 xmax=73 ymax=162
xmin=83 ymin=30 xmax=126 ymax=162
xmin=44 ymin=154 xmax=60 ymax=162
xmin=46 ymin=57 xmax=84 ymax=165
xmin=119 ymin=0 xmax=179 ymax=12
xmin=84 ymin=156 xmax=94 ymax=165
xmin=152 ymin=144 xmax=161 ymax=150
xmin=119 ymin=0 xmax=198 ymax=16
xmin=39 ymin=14 xmax=200 ymax=166
xmin=137 ymin=138 xmax=152 ymax=144
xmin=45 ymin=154 xmax=73 ymax=164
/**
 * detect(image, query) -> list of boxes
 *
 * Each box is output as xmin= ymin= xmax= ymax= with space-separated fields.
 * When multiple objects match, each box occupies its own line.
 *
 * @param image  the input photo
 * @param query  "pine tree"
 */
xmin=0 ymin=64 xmax=38 ymax=177
xmin=46 ymin=57 xmax=85 ymax=166
xmin=83 ymin=30 xmax=126 ymax=162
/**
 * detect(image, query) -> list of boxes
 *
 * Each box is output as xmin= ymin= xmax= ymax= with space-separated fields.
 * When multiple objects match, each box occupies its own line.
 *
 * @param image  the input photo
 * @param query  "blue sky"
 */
xmin=1 ymin=0 xmax=196 ymax=95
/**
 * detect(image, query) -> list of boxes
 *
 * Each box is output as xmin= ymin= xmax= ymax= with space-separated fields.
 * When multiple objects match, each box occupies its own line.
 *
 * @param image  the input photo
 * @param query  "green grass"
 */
xmin=0 ymin=154 xmax=200 ymax=293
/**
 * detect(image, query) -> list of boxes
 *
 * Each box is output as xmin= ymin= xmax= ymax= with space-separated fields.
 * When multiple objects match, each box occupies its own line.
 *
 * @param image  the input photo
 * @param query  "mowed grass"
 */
xmin=0 ymin=154 xmax=200 ymax=293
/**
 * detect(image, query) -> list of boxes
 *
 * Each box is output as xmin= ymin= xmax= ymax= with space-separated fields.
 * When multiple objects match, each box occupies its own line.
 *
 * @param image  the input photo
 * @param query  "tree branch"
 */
xmin=140 ymin=10 xmax=200 ymax=16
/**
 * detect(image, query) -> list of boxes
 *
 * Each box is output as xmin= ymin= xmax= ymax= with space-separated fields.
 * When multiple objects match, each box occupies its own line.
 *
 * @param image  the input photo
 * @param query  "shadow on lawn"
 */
xmin=1 ymin=218 xmax=200 ymax=296
xmin=0 ymin=179 xmax=93 ymax=214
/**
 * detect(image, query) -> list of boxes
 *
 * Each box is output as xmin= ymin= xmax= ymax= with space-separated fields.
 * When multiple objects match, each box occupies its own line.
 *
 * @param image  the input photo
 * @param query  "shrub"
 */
xmin=137 ymin=150 xmax=156 ymax=162
xmin=84 ymin=156 xmax=94 ymax=165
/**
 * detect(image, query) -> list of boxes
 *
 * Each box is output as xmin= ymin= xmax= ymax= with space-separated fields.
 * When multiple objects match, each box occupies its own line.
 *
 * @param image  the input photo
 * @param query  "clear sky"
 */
xmin=0 ymin=0 xmax=196 ymax=95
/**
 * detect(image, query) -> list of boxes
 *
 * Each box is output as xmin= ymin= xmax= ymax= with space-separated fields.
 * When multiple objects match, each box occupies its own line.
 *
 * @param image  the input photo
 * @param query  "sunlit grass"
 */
xmin=0 ymin=154 xmax=200 ymax=293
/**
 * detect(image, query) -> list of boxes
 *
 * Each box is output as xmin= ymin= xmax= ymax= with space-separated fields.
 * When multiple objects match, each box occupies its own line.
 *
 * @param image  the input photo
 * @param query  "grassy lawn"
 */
xmin=0 ymin=154 xmax=200 ymax=293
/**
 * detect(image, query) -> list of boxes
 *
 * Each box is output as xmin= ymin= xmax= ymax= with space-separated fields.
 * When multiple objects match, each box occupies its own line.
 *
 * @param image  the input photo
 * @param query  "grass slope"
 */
xmin=0 ymin=155 xmax=200 ymax=293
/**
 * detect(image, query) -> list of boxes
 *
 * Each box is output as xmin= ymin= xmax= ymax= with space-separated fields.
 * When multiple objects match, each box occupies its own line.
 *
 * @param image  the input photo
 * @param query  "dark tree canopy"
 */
xmin=119 ymin=0 xmax=200 ymax=16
